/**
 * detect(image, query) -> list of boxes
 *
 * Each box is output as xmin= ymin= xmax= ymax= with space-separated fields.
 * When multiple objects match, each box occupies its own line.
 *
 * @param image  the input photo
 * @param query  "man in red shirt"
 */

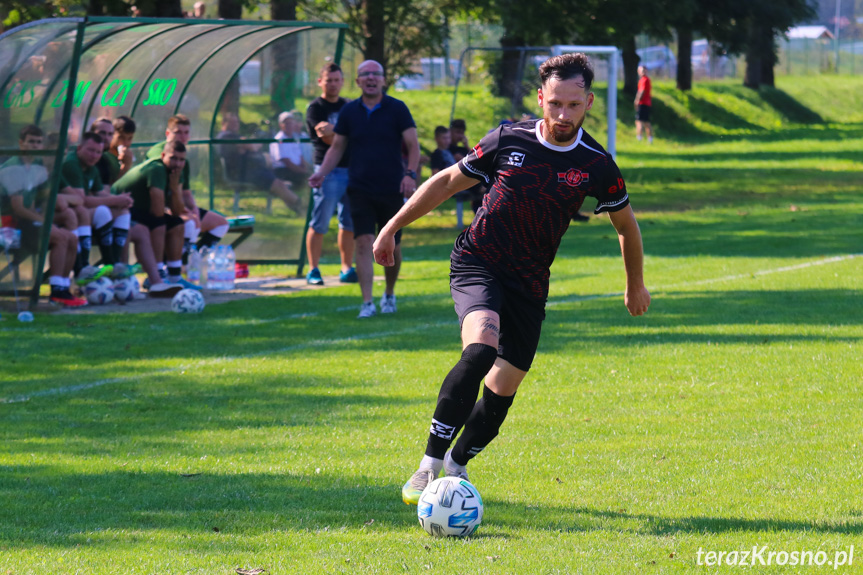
xmin=634 ymin=65 xmax=653 ymax=143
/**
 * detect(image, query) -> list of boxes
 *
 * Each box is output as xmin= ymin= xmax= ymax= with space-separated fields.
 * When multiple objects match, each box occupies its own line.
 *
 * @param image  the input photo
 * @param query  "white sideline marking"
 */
xmin=2 ymin=254 xmax=857 ymax=404
xmin=0 ymin=322 xmax=454 ymax=404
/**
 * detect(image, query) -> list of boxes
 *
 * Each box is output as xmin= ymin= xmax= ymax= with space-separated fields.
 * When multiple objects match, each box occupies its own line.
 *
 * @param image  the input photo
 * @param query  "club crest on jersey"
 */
xmin=506 ymin=152 xmax=525 ymax=167
xmin=558 ymin=168 xmax=589 ymax=187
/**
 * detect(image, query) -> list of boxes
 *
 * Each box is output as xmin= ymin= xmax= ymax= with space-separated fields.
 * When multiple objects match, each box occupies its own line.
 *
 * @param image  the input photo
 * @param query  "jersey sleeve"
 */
xmin=60 ymin=157 xmax=82 ymax=188
xmin=146 ymin=163 xmax=167 ymax=192
xmin=396 ymin=100 xmax=416 ymax=132
xmin=333 ymin=102 xmax=351 ymax=136
xmin=592 ymin=159 xmax=629 ymax=214
xmin=457 ymin=127 xmax=502 ymax=185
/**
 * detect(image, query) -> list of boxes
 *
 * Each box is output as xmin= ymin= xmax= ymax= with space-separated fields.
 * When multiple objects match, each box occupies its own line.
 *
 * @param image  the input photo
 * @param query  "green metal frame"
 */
xmin=31 ymin=21 xmax=88 ymax=305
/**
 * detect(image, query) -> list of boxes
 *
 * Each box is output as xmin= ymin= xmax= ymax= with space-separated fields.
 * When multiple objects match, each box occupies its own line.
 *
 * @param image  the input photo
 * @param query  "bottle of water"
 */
xmin=187 ymin=246 xmax=201 ymax=284
xmin=226 ymin=245 xmax=236 ymax=289
xmin=206 ymin=247 xmax=217 ymax=289
xmin=215 ymin=245 xmax=227 ymax=290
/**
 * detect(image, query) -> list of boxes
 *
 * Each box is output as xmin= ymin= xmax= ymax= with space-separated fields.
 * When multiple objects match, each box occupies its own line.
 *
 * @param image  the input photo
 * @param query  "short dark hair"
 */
xmin=19 ymin=124 xmax=43 ymax=141
xmin=114 ymin=115 xmax=136 ymax=134
xmin=90 ymin=117 xmax=113 ymax=132
xmin=539 ymin=53 xmax=594 ymax=91
xmin=319 ymin=62 xmax=342 ymax=77
xmin=81 ymin=132 xmax=103 ymax=146
xmin=434 ymin=125 xmax=449 ymax=137
xmin=449 ymin=118 xmax=466 ymax=131
xmin=164 ymin=140 xmax=186 ymax=154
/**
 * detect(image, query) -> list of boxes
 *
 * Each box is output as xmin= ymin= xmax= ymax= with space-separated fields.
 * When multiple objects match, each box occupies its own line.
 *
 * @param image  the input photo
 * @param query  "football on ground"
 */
xmin=417 ymin=477 xmax=483 ymax=537
xmin=171 ymin=288 xmax=205 ymax=313
xmin=84 ymin=277 xmax=114 ymax=305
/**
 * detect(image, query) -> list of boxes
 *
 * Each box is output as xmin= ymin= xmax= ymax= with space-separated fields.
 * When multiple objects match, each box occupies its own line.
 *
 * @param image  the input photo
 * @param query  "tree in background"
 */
xmin=299 ymin=0 xmax=454 ymax=79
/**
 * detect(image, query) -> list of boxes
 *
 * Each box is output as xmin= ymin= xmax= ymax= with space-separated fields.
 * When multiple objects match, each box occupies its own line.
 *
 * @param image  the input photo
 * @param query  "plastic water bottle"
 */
xmin=215 ymin=245 xmax=227 ymax=290
xmin=226 ymin=246 xmax=236 ymax=290
xmin=206 ymin=247 xmax=217 ymax=289
xmin=187 ymin=246 xmax=201 ymax=284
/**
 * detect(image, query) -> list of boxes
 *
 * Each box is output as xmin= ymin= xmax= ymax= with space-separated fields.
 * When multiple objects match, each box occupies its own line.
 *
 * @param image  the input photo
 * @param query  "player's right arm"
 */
xmin=149 ymin=186 xmax=165 ymax=218
xmin=373 ymin=164 xmax=478 ymax=266
xmin=10 ymin=194 xmax=43 ymax=224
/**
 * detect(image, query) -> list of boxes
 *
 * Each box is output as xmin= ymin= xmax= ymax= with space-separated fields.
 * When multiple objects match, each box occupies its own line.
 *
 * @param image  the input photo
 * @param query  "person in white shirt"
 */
xmin=270 ymin=111 xmax=312 ymax=187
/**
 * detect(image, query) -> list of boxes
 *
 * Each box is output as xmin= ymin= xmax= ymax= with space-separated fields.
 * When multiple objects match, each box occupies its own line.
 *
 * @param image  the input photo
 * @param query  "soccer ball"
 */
xmin=84 ymin=277 xmax=114 ymax=305
xmin=171 ymin=288 xmax=205 ymax=313
xmin=417 ymin=477 xmax=483 ymax=537
xmin=113 ymin=278 xmax=136 ymax=302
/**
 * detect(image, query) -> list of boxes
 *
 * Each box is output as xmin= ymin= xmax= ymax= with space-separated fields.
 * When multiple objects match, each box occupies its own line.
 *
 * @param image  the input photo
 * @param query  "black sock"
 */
xmin=93 ymin=222 xmax=114 ymax=265
xmin=197 ymin=231 xmax=220 ymax=250
xmin=111 ymin=227 xmax=128 ymax=265
xmin=425 ymin=343 xmax=498 ymax=459
xmin=75 ymin=236 xmax=91 ymax=275
xmin=450 ymin=385 xmax=515 ymax=465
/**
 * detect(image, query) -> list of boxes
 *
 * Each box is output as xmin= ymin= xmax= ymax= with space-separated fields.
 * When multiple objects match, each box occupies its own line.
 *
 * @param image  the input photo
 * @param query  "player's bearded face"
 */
xmin=538 ymin=76 xmax=594 ymax=146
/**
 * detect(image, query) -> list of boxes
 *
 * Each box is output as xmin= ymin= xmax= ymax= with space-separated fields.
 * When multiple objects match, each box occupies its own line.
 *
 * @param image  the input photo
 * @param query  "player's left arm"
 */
xmin=608 ymin=205 xmax=651 ymax=316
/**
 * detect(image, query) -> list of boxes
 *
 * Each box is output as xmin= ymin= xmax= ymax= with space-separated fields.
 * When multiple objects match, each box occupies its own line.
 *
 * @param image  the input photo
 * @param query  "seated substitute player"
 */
xmin=147 ymin=114 xmax=229 ymax=266
xmin=61 ymin=132 xmax=134 ymax=283
xmin=0 ymin=125 xmax=85 ymax=307
xmin=111 ymin=140 xmax=189 ymax=297
xmin=372 ymin=53 xmax=651 ymax=504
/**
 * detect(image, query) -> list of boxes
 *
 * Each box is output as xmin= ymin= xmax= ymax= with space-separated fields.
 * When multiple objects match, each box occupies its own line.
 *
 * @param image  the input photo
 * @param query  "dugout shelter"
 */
xmin=0 ymin=16 xmax=347 ymax=303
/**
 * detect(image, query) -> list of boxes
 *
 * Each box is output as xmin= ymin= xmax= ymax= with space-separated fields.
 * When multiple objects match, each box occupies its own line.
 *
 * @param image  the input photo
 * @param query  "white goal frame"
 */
xmin=550 ymin=45 xmax=619 ymax=158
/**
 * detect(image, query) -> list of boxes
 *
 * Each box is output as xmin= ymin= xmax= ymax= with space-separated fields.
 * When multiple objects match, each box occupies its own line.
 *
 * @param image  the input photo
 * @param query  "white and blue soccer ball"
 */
xmin=84 ymin=277 xmax=114 ymax=305
xmin=171 ymin=288 xmax=205 ymax=313
xmin=417 ymin=477 xmax=483 ymax=537
xmin=113 ymin=278 xmax=136 ymax=302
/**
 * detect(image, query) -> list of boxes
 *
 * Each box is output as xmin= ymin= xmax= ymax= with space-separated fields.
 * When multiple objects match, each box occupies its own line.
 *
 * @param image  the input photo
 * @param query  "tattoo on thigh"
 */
xmin=479 ymin=316 xmax=500 ymax=338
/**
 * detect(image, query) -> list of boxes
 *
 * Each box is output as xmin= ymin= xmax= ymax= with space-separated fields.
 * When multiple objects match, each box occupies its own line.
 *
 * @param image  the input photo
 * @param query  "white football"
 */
xmin=417 ymin=476 xmax=483 ymax=537
xmin=171 ymin=288 xmax=205 ymax=313
xmin=84 ymin=277 xmax=114 ymax=305
xmin=113 ymin=278 xmax=136 ymax=302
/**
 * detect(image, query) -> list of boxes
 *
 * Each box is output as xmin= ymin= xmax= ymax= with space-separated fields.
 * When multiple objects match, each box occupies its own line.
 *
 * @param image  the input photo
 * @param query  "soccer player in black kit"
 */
xmin=373 ymin=53 xmax=651 ymax=504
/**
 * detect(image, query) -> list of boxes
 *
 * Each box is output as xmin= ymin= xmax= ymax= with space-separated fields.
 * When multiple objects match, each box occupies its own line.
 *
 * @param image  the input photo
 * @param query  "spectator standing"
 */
xmin=635 ymin=65 xmax=653 ymax=143
xmin=309 ymin=59 xmax=420 ymax=318
xmin=303 ymin=63 xmax=356 ymax=286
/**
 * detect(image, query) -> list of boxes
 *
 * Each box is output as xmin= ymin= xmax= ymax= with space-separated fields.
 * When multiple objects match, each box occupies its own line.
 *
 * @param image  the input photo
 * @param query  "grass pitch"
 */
xmin=1 ymin=77 xmax=862 ymax=574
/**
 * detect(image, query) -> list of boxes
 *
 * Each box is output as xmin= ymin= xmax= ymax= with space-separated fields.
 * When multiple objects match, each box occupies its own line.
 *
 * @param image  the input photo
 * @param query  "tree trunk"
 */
xmin=271 ymin=0 xmax=300 ymax=114
xmin=498 ymin=35 xmax=525 ymax=110
xmin=676 ymin=26 xmax=693 ymax=91
xmin=218 ymin=0 xmax=243 ymax=115
xmin=218 ymin=0 xmax=242 ymax=20
xmin=621 ymin=36 xmax=640 ymax=96
xmin=362 ymin=0 xmax=386 ymax=71
xmin=744 ymin=20 xmax=776 ymax=89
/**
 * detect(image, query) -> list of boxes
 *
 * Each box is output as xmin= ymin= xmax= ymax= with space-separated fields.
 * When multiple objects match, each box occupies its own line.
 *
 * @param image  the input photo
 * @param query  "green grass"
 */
xmin=2 ymin=76 xmax=863 ymax=574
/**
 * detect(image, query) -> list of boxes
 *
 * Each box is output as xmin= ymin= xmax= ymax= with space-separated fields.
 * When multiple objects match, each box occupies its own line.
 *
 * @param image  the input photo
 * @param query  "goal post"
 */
xmin=550 ymin=45 xmax=619 ymax=157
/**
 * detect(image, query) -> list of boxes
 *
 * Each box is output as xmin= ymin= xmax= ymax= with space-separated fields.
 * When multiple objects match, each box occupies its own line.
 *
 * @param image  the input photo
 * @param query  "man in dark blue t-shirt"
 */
xmin=309 ymin=59 xmax=420 ymax=319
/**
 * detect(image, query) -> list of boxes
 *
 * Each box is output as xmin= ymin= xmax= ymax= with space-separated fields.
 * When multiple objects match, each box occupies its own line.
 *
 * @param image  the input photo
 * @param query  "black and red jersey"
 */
xmin=454 ymin=119 xmax=629 ymax=301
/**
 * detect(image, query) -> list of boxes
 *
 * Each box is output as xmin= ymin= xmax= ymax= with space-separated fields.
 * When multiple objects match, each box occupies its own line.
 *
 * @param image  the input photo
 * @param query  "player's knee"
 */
xmin=459 ymin=343 xmax=498 ymax=379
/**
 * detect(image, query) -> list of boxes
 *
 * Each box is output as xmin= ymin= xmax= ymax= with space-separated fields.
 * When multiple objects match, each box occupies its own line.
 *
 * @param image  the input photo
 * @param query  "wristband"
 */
xmin=405 ymin=170 xmax=417 ymax=179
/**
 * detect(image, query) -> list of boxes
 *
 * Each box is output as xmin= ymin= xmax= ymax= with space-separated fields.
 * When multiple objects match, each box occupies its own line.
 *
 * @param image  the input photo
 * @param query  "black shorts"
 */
xmin=450 ymin=260 xmax=545 ymax=372
xmin=19 ymin=220 xmax=43 ymax=252
xmin=347 ymin=188 xmax=403 ymax=243
xmin=130 ymin=208 xmax=184 ymax=230
xmin=636 ymin=104 xmax=651 ymax=122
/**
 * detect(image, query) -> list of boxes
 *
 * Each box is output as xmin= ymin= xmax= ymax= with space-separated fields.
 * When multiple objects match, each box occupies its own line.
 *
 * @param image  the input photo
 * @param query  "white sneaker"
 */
xmin=380 ymin=293 xmax=397 ymax=314
xmin=443 ymin=450 xmax=469 ymax=481
xmin=358 ymin=301 xmax=376 ymax=318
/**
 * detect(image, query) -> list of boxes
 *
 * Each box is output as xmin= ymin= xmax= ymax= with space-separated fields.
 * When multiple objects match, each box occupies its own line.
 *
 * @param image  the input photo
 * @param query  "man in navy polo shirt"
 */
xmin=309 ymin=59 xmax=420 ymax=319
